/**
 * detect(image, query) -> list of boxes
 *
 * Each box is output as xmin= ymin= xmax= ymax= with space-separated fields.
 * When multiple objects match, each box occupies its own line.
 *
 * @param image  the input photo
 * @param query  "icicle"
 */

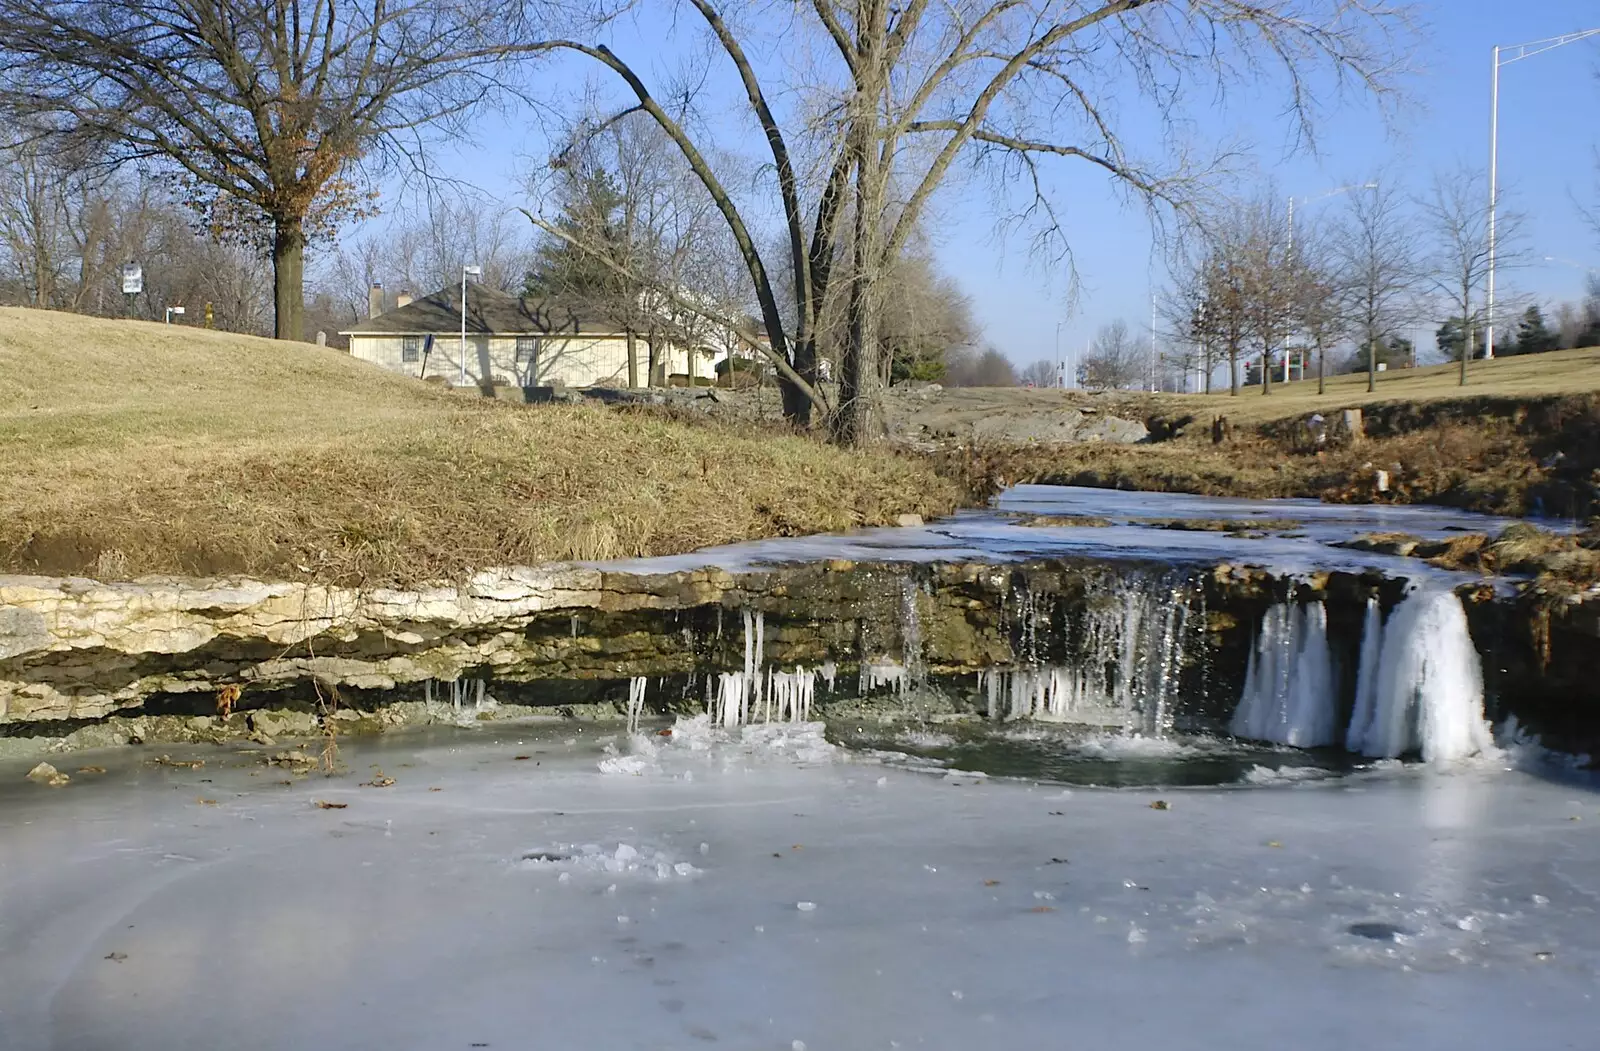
xmin=1346 ymin=598 xmax=1385 ymax=753
xmin=819 ymin=660 xmax=837 ymax=694
xmin=1230 ymin=600 xmax=1338 ymax=748
xmin=626 ymin=676 xmax=647 ymax=734
xmin=1351 ymin=587 xmax=1491 ymax=763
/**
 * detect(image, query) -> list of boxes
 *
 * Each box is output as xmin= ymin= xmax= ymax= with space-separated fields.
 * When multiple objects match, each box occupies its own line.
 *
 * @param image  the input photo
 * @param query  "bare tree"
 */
xmin=1018 ymin=359 xmax=1059 ymax=387
xmin=539 ymin=0 xmax=1413 ymax=442
xmin=1419 ymin=167 xmax=1521 ymax=386
xmin=1080 ymin=319 xmax=1146 ymax=390
xmin=945 ymin=345 xmax=1018 ymax=387
xmin=1 ymin=142 xmax=273 ymax=330
xmin=0 ymin=0 xmax=552 ymax=340
xmin=1328 ymin=181 xmax=1417 ymax=392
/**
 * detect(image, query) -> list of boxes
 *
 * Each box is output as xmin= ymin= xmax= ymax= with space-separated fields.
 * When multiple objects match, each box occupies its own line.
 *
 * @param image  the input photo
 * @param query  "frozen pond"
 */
xmin=1 ymin=722 xmax=1596 ymax=1050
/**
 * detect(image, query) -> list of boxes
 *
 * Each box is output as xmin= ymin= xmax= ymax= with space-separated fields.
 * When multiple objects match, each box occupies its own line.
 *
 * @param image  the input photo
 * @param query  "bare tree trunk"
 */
xmin=834 ymin=11 xmax=889 ymax=447
xmin=626 ymin=330 xmax=639 ymax=388
xmin=271 ymin=217 xmax=306 ymax=341
xmin=1229 ymin=345 xmax=1238 ymax=396
xmin=1261 ymin=346 xmax=1272 ymax=396
xmin=1460 ymin=317 xmax=1471 ymax=387
xmin=1316 ymin=339 xmax=1326 ymax=395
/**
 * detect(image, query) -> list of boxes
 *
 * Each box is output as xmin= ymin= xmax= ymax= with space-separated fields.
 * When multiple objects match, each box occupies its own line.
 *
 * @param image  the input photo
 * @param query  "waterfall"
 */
xmin=1346 ymin=587 xmax=1492 ymax=763
xmin=1231 ymin=587 xmax=1492 ymax=764
xmin=1346 ymin=598 xmax=1384 ymax=753
xmin=1229 ymin=601 xmax=1338 ymax=748
xmin=983 ymin=571 xmax=1196 ymax=735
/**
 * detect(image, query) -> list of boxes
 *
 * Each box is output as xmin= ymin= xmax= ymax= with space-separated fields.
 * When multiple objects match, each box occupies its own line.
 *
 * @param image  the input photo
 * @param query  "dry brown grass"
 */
xmin=0 ymin=308 xmax=962 ymax=583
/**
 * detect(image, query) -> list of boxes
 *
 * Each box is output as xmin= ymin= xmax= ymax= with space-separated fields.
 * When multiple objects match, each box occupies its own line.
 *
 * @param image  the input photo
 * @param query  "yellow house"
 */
xmin=340 ymin=284 xmax=724 ymax=388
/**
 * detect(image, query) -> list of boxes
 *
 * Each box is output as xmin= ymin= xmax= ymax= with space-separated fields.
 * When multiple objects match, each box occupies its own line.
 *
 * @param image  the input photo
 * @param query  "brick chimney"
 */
xmin=368 ymin=282 xmax=384 ymax=319
xmin=396 ymin=289 xmax=413 ymax=309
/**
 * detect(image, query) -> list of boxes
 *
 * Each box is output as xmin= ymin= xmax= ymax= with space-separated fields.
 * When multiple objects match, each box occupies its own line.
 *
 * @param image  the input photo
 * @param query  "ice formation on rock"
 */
xmin=1230 ymin=601 xmax=1338 ymax=748
xmin=981 ymin=572 xmax=1194 ymax=734
xmin=1346 ymin=586 xmax=1493 ymax=763
xmin=1233 ymin=587 xmax=1492 ymax=763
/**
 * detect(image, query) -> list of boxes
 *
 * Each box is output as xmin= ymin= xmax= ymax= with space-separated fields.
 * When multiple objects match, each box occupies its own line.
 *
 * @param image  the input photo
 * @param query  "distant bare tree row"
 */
xmin=1158 ymin=166 xmax=1589 ymax=396
xmin=0 ymin=138 xmax=271 ymax=332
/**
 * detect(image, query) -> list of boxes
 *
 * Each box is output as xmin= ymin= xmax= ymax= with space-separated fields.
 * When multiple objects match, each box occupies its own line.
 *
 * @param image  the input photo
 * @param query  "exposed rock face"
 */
xmin=2 ymin=556 xmax=1596 ymax=754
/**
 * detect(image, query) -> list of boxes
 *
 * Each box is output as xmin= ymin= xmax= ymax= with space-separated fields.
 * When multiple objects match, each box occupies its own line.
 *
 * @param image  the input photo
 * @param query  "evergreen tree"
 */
xmin=1344 ymin=336 xmax=1412 ymax=373
xmin=1437 ymin=318 xmax=1486 ymax=361
xmin=1512 ymin=305 xmax=1558 ymax=356
xmin=524 ymin=165 xmax=638 ymax=309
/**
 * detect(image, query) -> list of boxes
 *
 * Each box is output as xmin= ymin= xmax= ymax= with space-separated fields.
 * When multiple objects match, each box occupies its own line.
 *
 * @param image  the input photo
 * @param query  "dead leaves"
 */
xmin=361 ymin=767 xmax=396 ymax=788
xmin=1148 ymin=800 xmax=1170 ymax=811
xmin=77 ymin=765 xmax=107 ymax=775
xmin=216 ymin=684 xmax=241 ymax=718
xmin=313 ymin=800 xmax=348 ymax=810
xmin=148 ymin=755 xmax=204 ymax=769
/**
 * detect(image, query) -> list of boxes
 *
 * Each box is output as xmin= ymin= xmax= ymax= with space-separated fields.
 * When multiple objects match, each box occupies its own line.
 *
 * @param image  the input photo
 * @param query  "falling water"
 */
xmin=1230 ymin=587 xmax=1493 ymax=763
xmin=1346 ymin=586 xmax=1493 ymax=763
xmin=982 ymin=572 xmax=1197 ymax=735
xmin=1229 ymin=601 xmax=1339 ymax=748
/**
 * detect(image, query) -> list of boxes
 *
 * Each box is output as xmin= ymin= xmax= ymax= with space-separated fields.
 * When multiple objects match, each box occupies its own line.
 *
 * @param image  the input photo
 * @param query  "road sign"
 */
xmin=121 ymin=263 xmax=143 ymax=295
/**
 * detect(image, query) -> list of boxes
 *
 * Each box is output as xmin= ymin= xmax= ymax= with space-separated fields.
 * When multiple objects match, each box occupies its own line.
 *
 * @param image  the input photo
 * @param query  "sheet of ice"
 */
xmin=1 ymin=727 xmax=1595 ymax=1051
xmin=593 ymin=485 xmax=1519 ymax=585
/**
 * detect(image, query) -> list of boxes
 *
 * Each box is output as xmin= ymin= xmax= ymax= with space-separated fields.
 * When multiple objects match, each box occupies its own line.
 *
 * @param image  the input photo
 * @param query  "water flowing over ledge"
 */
xmin=0 ymin=488 xmax=1595 ymax=760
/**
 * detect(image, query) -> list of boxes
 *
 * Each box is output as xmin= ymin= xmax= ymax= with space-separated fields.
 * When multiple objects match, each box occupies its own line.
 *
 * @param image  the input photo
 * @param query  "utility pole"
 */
xmin=1487 ymin=29 xmax=1600 ymax=360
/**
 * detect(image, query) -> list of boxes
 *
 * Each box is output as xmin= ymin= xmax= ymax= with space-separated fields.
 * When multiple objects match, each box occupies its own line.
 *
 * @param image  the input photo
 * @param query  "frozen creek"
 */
xmin=1 ymin=723 xmax=1597 ymax=1051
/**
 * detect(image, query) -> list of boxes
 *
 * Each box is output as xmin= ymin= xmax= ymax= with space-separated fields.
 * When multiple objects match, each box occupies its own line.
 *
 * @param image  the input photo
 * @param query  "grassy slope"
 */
xmin=932 ymin=348 xmax=1600 ymax=518
xmin=0 ymin=308 xmax=961 ymax=584
xmin=1163 ymin=346 xmax=1600 ymax=423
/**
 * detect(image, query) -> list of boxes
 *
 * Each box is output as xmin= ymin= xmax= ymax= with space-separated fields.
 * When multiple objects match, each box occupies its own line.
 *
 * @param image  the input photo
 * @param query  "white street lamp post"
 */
xmin=1284 ymin=183 xmax=1376 ymax=382
xmin=460 ymin=264 xmax=482 ymax=386
xmin=1487 ymin=29 xmax=1600 ymax=360
xmin=165 ymin=305 xmax=185 ymax=325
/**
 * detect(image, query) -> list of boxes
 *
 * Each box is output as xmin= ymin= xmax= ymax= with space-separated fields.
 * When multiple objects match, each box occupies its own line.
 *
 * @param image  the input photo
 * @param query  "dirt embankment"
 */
xmin=922 ymin=391 xmax=1600 ymax=520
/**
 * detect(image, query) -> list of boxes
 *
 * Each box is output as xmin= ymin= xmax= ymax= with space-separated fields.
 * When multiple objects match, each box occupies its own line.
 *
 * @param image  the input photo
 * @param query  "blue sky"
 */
xmin=393 ymin=1 xmax=1600 ymax=369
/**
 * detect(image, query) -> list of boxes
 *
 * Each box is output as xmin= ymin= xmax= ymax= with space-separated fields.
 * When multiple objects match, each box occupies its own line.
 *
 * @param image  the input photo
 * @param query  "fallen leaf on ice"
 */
xmin=313 ymin=800 xmax=348 ymax=810
xmin=1148 ymin=800 xmax=1170 ymax=810
xmin=76 ymin=765 xmax=107 ymax=774
xmin=104 ymin=952 xmax=128 ymax=962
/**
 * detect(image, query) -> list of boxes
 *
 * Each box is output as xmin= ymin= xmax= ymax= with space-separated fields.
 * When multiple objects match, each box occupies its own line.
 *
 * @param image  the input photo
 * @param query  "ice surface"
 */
xmin=594 ymin=485 xmax=1540 ymax=584
xmin=1 ymin=726 xmax=1596 ymax=1051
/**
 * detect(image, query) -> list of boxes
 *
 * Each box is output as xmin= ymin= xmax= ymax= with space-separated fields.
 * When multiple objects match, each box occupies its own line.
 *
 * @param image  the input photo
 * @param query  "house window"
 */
xmin=401 ymin=336 xmax=421 ymax=363
xmin=515 ymin=336 xmax=540 ymax=364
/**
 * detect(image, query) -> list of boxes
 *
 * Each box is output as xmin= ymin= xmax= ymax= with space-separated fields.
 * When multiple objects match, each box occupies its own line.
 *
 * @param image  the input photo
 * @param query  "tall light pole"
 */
xmin=1284 ymin=183 xmax=1376 ymax=381
xmin=1487 ymin=29 xmax=1600 ymax=360
xmin=1054 ymin=321 xmax=1064 ymax=388
xmin=460 ymin=264 xmax=482 ymax=386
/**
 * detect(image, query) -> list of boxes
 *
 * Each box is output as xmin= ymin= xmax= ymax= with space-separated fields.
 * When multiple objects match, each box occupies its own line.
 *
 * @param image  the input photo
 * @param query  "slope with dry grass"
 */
xmin=0 ymin=308 xmax=962 ymax=584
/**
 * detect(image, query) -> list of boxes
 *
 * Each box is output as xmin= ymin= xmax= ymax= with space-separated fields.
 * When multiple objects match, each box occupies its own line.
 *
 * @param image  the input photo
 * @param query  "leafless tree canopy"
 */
xmin=0 ymin=137 xmax=271 ymax=331
xmin=1080 ymin=318 xmax=1147 ymax=390
xmin=537 ymin=0 xmax=1413 ymax=441
xmin=0 ymin=0 xmax=553 ymax=340
xmin=1419 ymin=167 xmax=1524 ymax=382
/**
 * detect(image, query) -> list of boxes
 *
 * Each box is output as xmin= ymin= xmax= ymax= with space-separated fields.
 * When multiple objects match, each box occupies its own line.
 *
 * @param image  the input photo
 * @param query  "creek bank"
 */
xmin=4 ymin=543 xmax=1597 ymax=758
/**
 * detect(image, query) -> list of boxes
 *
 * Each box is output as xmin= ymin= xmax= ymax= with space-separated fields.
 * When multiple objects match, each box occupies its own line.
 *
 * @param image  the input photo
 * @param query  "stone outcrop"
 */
xmin=2 ymin=555 xmax=1597 ymax=754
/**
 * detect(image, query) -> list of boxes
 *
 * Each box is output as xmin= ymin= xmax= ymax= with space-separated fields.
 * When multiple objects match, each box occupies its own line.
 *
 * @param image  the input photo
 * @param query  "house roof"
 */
xmin=340 ymin=285 xmax=627 ymax=337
